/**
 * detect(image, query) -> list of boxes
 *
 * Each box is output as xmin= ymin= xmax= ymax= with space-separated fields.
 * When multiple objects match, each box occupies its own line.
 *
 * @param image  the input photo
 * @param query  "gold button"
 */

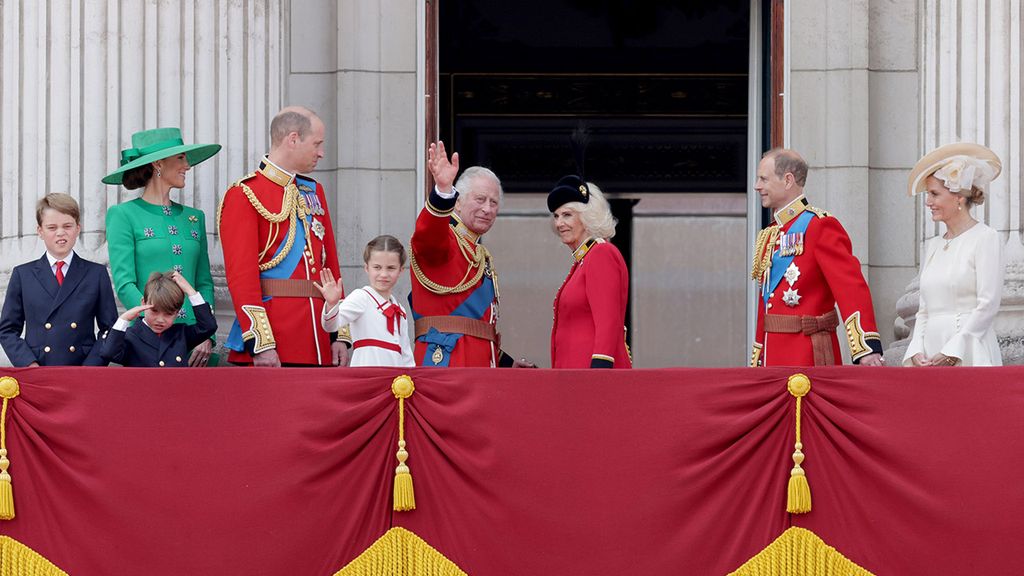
xmin=769 ymin=293 xmax=775 ymax=298
xmin=70 ymin=322 xmax=78 ymax=329
xmin=43 ymin=346 xmax=51 ymax=353
xmin=311 ymin=267 xmax=317 ymax=273
xmin=159 ymin=361 xmax=165 ymax=367
xmin=176 ymin=356 xmax=182 ymax=362
xmin=767 ymin=303 xmax=773 ymax=309
xmin=45 ymin=323 xmax=52 ymax=329
xmin=69 ymin=346 xmax=76 ymax=352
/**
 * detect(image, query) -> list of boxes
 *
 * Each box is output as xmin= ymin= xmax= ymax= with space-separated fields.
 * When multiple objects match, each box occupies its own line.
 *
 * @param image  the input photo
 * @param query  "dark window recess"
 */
xmin=439 ymin=0 xmax=750 ymax=195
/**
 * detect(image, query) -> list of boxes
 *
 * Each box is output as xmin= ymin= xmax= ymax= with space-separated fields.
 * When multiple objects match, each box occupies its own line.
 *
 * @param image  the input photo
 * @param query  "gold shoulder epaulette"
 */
xmin=807 ymin=205 xmax=831 ymax=218
xmin=216 ymin=173 xmax=258 ymax=230
xmin=232 ymin=172 xmax=257 ymax=188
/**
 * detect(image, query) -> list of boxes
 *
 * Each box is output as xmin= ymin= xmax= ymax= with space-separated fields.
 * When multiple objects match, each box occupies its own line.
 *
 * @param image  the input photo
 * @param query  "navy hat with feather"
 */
xmin=547 ymin=174 xmax=590 ymax=213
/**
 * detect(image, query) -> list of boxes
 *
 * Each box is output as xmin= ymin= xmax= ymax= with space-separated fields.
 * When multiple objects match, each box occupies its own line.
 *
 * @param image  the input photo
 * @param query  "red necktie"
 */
xmin=55 ymin=261 xmax=65 ymax=286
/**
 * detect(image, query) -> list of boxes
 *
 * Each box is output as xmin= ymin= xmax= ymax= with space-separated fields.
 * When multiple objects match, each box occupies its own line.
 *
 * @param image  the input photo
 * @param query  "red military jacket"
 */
xmin=219 ymin=158 xmax=344 ymax=366
xmin=551 ymin=238 xmax=632 ymax=369
xmin=409 ymin=188 xmax=504 ymax=367
xmin=750 ymin=195 xmax=882 ymax=367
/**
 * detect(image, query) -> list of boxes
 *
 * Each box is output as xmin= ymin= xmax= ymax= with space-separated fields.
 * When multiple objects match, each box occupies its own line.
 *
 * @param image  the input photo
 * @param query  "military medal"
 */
xmin=784 ymin=263 xmax=801 ymax=287
xmin=298 ymin=185 xmax=324 ymax=215
xmin=779 ymin=232 xmax=805 ymax=256
xmin=782 ymin=287 xmax=802 ymax=307
xmin=432 ymin=345 xmax=444 ymax=365
xmin=311 ymin=218 xmax=326 ymax=241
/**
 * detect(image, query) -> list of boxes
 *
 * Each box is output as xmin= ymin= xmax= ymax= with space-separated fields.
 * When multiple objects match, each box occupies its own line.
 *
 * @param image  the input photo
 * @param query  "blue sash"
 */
xmin=225 ymin=207 xmax=310 ymax=352
xmin=410 ymin=275 xmax=496 ymax=366
xmin=763 ymin=211 xmax=813 ymax=305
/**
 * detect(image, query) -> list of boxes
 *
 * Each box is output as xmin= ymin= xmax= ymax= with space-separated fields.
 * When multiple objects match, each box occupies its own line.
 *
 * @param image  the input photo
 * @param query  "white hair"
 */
xmin=555 ymin=182 xmax=616 ymax=240
xmin=455 ymin=166 xmax=503 ymax=203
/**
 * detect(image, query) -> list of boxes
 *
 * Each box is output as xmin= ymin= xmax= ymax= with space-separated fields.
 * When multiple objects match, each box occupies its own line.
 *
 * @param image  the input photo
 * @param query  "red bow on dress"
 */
xmin=381 ymin=302 xmax=406 ymax=335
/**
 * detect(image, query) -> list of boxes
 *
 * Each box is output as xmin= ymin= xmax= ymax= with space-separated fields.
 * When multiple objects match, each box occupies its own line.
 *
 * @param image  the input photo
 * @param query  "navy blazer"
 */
xmin=99 ymin=301 xmax=216 ymax=367
xmin=0 ymin=252 xmax=119 ymax=366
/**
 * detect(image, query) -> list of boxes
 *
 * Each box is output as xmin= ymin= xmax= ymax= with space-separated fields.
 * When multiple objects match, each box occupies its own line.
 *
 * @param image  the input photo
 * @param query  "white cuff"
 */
xmin=434 ymin=185 xmax=457 ymax=200
xmin=188 ymin=293 xmax=206 ymax=306
xmin=113 ymin=318 xmax=130 ymax=332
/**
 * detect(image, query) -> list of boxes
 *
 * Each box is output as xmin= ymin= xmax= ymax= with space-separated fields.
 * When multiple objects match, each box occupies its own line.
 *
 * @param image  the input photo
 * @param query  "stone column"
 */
xmin=887 ymin=0 xmax=1024 ymax=364
xmin=0 ymin=0 xmax=284 ymax=365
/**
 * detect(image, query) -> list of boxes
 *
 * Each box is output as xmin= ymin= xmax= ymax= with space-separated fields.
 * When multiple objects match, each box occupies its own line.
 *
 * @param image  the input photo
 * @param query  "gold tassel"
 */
xmin=786 ymin=373 xmax=812 ymax=514
xmin=0 ymin=376 xmax=20 ymax=521
xmin=392 ymin=375 xmax=416 ymax=512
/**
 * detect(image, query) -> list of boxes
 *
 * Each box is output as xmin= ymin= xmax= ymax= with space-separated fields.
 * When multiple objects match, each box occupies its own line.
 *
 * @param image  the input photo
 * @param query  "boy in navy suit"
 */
xmin=100 ymin=271 xmax=216 ymax=367
xmin=0 ymin=193 xmax=118 ymax=366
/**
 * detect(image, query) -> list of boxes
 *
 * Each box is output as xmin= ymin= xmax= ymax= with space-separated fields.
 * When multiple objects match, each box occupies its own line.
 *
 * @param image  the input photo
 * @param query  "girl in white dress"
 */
xmin=315 ymin=235 xmax=415 ymax=367
xmin=904 ymin=143 xmax=1004 ymax=367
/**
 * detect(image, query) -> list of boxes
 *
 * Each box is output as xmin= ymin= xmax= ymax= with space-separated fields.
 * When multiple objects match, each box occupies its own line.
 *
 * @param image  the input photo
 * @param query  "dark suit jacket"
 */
xmin=0 ymin=252 xmax=119 ymax=366
xmin=99 ymin=302 xmax=217 ymax=367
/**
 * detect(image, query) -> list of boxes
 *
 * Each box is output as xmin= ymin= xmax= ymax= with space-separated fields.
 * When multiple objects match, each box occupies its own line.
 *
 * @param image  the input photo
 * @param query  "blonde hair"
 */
xmin=143 ymin=272 xmax=185 ymax=314
xmin=36 ymin=193 xmax=81 ymax=226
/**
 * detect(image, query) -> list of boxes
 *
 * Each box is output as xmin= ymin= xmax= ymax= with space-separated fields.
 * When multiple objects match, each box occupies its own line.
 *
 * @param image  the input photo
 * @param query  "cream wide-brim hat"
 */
xmin=907 ymin=142 xmax=1001 ymax=196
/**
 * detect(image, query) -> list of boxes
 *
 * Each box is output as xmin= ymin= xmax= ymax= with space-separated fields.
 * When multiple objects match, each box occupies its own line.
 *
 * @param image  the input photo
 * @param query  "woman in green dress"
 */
xmin=103 ymin=128 xmax=221 ymax=366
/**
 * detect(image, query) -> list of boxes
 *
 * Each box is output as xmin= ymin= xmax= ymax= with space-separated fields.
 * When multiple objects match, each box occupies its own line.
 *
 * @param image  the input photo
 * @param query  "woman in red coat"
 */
xmin=548 ymin=175 xmax=632 ymax=369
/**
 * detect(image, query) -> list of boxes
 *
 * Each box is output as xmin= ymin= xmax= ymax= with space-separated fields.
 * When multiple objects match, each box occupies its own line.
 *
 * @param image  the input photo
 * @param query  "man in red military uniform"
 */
xmin=219 ymin=106 xmax=350 ymax=367
xmin=409 ymin=142 xmax=532 ymax=367
xmin=750 ymin=148 xmax=884 ymax=367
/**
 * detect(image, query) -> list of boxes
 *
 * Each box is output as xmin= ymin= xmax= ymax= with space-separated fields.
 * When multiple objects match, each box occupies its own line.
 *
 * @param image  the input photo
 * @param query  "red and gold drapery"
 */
xmin=0 ymin=366 xmax=1021 ymax=575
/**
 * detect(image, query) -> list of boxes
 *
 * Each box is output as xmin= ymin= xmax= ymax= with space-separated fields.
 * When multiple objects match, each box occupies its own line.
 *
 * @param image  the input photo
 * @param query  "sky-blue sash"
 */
xmin=763 ymin=210 xmax=813 ymax=306
xmin=410 ymin=275 xmax=495 ymax=366
xmin=225 ymin=200 xmax=310 ymax=352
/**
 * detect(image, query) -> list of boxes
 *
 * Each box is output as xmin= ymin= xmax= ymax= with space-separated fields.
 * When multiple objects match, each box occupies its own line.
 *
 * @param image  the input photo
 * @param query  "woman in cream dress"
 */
xmin=904 ymin=143 xmax=1004 ymax=367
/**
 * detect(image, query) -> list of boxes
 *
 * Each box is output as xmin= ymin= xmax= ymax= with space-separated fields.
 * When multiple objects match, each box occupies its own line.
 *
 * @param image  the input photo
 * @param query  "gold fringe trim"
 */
xmin=0 ymin=376 xmax=20 ymax=520
xmin=786 ymin=374 xmax=812 ymax=514
xmin=0 ymin=536 xmax=69 ymax=576
xmin=728 ymin=527 xmax=874 ymax=576
xmin=334 ymin=528 xmax=467 ymax=576
xmin=392 ymin=376 xmax=416 ymax=512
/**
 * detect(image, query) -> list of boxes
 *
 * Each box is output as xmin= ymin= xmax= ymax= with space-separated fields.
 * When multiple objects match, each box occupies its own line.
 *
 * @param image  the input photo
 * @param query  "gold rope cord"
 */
xmin=392 ymin=376 xmax=416 ymax=512
xmin=751 ymin=226 xmax=780 ymax=282
xmin=409 ymin=229 xmax=491 ymax=295
xmin=0 ymin=376 xmax=19 ymax=520
xmin=786 ymin=374 xmax=812 ymax=514
xmin=334 ymin=528 xmax=467 ymax=576
xmin=728 ymin=527 xmax=874 ymax=576
xmin=216 ymin=178 xmax=301 ymax=272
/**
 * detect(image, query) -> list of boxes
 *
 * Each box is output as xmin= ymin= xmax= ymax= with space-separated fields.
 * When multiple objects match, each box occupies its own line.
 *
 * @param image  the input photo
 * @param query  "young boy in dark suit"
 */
xmin=99 ymin=271 xmax=216 ymax=367
xmin=0 ymin=193 xmax=118 ymax=366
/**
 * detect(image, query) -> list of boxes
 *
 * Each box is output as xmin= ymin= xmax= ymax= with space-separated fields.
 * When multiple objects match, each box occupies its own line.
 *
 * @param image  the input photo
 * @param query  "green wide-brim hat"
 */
xmin=102 ymin=127 xmax=221 ymax=185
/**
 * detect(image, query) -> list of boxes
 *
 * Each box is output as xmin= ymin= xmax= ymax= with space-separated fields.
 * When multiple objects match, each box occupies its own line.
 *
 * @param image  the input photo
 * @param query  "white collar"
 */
xmin=46 ymin=251 xmax=74 ymax=269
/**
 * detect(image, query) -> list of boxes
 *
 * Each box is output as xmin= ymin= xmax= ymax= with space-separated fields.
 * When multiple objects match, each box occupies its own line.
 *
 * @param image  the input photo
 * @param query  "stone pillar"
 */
xmin=887 ymin=0 xmax=1024 ymax=364
xmin=0 ymin=0 xmax=284 ymax=365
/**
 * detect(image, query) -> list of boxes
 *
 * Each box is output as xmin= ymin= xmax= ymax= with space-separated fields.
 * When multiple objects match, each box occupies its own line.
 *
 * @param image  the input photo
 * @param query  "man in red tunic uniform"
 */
xmin=219 ymin=106 xmax=350 ymax=367
xmin=750 ymin=148 xmax=884 ymax=367
xmin=409 ymin=142 xmax=531 ymax=367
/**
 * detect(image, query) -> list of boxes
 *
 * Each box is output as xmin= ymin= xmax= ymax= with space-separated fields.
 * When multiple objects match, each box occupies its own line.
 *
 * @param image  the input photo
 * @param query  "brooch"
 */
xmin=784 ymin=263 xmax=800 ymax=287
xmin=782 ymin=287 xmax=802 ymax=307
xmin=311 ymin=219 xmax=326 ymax=241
